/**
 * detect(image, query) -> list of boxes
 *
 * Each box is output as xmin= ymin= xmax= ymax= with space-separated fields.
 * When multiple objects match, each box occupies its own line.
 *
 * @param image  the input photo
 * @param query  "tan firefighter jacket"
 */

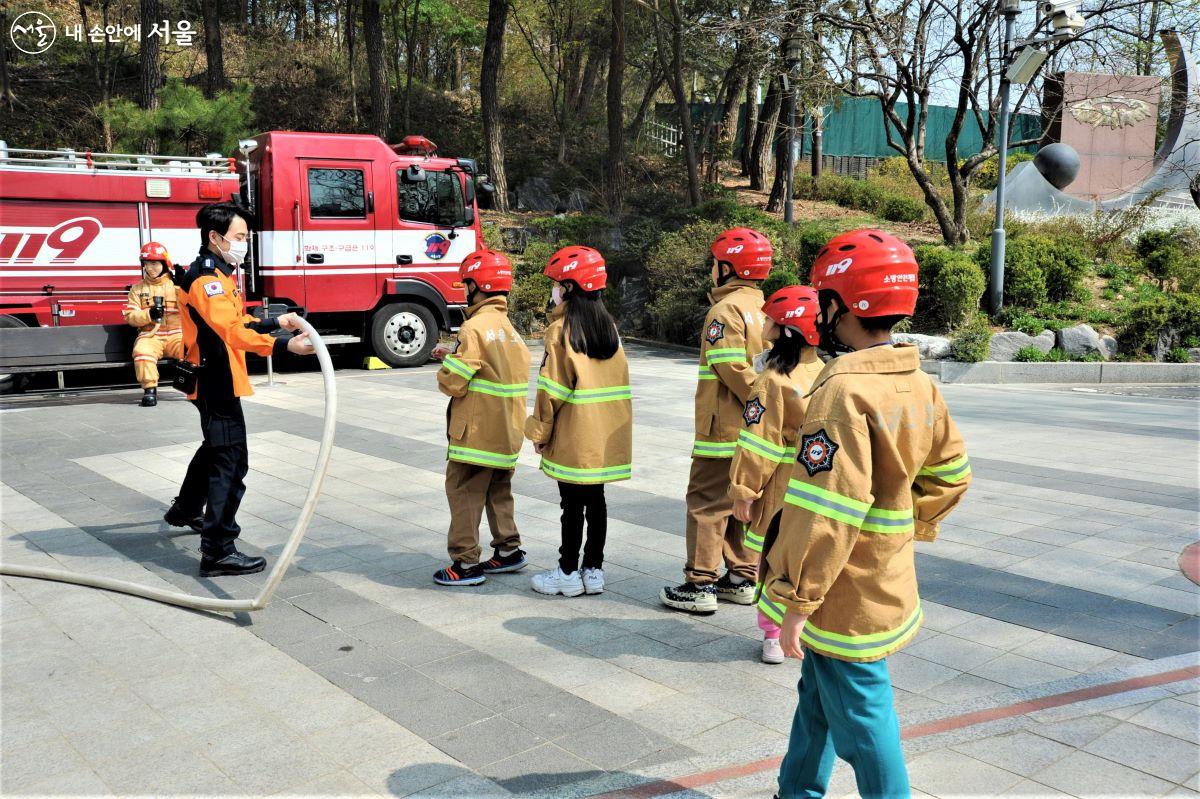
xmin=729 ymin=347 xmax=826 ymax=553
xmin=124 ymin=270 xmax=182 ymax=337
xmin=693 ymin=281 xmax=766 ymax=458
xmin=525 ymin=303 xmax=633 ymax=484
xmin=757 ymin=344 xmax=971 ymax=662
xmin=438 ymin=295 xmax=531 ymax=470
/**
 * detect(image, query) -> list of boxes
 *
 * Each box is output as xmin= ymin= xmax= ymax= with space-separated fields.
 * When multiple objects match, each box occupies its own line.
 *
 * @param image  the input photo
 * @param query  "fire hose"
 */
xmin=0 ymin=317 xmax=337 ymax=613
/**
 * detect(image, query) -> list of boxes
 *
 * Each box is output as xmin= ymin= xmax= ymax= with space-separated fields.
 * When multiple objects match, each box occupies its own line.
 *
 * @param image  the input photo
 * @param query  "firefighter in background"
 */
xmin=727 ymin=286 xmax=824 ymax=665
xmin=760 ymin=230 xmax=971 ymax=797
xmin=123 ymin=242 xmax=182 ymax=407
xmin=163 ymin=202 xmax=315 ymax=575
xmin=430 ymin=249 xmax=532 ymax=586
xmin=661 ymin=227 xmax=771 ymax=615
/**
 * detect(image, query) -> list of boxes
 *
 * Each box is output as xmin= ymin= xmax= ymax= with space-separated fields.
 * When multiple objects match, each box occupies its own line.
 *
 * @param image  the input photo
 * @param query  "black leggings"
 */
xmin=558 ymin=482 xmax=607 ymax=574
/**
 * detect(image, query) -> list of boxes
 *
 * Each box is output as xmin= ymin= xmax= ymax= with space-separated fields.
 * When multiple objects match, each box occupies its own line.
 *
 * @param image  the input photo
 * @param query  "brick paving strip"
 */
xmin=584 ymin=658 xmax=1200 ymax=799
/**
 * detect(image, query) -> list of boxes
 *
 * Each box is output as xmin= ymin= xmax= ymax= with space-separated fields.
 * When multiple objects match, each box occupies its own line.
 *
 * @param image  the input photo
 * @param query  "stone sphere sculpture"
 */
xmin=1034 ymin=143 xmax=1081 ymax=190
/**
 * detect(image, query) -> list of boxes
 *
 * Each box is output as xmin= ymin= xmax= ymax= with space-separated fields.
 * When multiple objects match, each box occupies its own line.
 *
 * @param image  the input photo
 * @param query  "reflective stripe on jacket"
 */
xmin=728 ymin=347 xmax=825 ymax=553
xmin=437 ymin=296 xmax=531 ymax=470
xmin=758 ymin=344 xmax=972 ymax=662
xmin=693 ymin=282 xmax=765 ymax=458
xmin=525 ymin=304 xmax=633 ymax=484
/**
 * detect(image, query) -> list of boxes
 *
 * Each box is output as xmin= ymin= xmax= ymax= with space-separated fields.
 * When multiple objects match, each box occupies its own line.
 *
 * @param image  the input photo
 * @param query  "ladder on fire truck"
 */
xmin=0 ymin=142 xmax=236 ymax=175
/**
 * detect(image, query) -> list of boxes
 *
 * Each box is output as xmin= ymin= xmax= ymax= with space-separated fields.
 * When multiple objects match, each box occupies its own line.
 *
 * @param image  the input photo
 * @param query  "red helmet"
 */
xmin=811 ymin=229 xmax=918 ymax=317
xmin=139 ymin=241 xmax=172 ymax=271
xmin=459 ymin=249 xmax=513 ymax=292
xmin=545 ymin=245 xmax=607 ymax=290
xmin=710 ymin=227 xmax=772 ymax=281
xmin=763 ymin=285 xmax=820 ymax=346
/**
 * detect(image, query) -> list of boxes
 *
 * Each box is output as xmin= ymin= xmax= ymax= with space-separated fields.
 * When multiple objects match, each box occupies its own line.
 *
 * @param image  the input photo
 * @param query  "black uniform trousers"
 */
xmin=177 ymin=394 xmax=249 ymax=559
xmin=557 ymin=481 xmax=607 ymax=574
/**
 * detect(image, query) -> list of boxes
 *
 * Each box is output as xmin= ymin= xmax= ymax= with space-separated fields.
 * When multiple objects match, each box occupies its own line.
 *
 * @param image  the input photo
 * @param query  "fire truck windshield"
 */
xmin=397 ymin=169 xmax=470 ymax=228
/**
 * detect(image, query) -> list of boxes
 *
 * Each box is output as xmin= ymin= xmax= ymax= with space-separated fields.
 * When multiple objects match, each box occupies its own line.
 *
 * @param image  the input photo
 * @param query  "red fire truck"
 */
xmin=0 ymin=132 xmax=491 ymax=383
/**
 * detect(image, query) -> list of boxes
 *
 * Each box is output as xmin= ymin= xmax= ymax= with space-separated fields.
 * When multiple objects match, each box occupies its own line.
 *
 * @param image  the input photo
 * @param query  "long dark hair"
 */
xmin=563 ymin=287 xmax=620 ymax=360
xmin=764 ymin=329 xmax=807 ymax=375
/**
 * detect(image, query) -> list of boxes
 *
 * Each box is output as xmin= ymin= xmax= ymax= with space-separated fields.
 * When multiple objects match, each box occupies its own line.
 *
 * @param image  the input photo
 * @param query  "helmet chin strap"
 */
xmin=816 ymin=296 xmax=854 ymax=356
xmin=715 ymin=262 xmax=737 ymax=287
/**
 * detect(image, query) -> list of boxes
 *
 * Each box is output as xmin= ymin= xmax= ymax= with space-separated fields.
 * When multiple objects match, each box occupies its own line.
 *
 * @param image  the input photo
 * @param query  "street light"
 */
xmin=990 ymin=0 xmax=1085 ymax=314
xmin=783 ymin=34 xmax=804 ymax=225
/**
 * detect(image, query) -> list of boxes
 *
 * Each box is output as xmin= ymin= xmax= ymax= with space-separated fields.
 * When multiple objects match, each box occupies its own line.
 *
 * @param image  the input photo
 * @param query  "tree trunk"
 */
xmin=627 ymin=68 xmax=663 ymax=143
xmin=810 ymin=107 xmax=822 ymax=178
xmin=739 ymin=73 xmax=759 ymax=176
xmin=138 ymin=0 xmax=162 ymax=152
xmin=604 ymin=0 xmax=626 ymax=212
xmin=201 ymin=0 xmax=227 ymax=97
xmin=749 ymin=73 xmax=780 ymax=191
xmin=363 ymin=0 xmax=390 ymax=139
xmin=402 ymin=0 xmax=422 ymax=130
xmin=449 ymin=47 xmax=462 ymax=92
xmin=658 ymin=0 xmax=701 ymax=206
xmin=346 ymin=0 xmax=359 ymax=124
xmin=0 ymin=10 xmax=15 ymax=110
xmin=766 ymin=72 xmax=795 ymax=213
xmin=481 ymin=0 xmax=510 ymax=212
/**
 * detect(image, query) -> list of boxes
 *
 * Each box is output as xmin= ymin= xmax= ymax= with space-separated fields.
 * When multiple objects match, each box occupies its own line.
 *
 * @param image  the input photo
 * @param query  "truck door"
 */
xmin=297 ymin=160 xmax=377 ymax=313
xmin=392 ymin=169 xmax=476 ymax=290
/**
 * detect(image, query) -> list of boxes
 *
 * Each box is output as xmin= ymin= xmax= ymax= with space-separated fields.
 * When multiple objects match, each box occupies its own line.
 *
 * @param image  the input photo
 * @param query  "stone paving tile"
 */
xmin=1083 ymin=721 xmax=1200 ymax=784
xmin=1033 ymin=749 xmax=1177 ymax=797
xmin=907 ymin=749 xmax=1026 ymax=797
xmin=478 ymin=743 xmax=605 ymax=794
xmin=430 ymin=715 xmax=544 ymax=769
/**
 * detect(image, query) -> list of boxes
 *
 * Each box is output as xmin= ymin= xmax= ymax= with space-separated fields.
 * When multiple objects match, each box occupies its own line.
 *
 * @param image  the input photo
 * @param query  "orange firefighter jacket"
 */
xmin=178 ymin=252 xmax=284 ymax=401
xmin=525 ymin=303 xmax=633 ymax=484
xmin=693 ymin=281 xmax=766 ymax=458
xmin=728 ymin=347 xmax=826 ymax=553
xmin=124 ymin=271 xmax=182 ymax=336
xmin=757 ymin=344 xmax=972 ymax=662
xmin=437 ymin=295 xmax=532 ymax=470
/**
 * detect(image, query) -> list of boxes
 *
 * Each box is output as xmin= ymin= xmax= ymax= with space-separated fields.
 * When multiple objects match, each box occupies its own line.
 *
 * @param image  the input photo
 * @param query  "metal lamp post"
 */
xmin=989 ymin=0 xmax=1022 ymax=316
xmin=783 ymin=34 xmax=804 ymax=225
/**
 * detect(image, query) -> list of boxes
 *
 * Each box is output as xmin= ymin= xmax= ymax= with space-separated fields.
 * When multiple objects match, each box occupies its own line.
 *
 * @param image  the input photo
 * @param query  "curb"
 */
xmin=921 ymin=360 xmax=1200 ymax=384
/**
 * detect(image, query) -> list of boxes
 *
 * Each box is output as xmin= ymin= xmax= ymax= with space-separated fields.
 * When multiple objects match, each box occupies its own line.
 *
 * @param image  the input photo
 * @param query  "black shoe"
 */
xmin=715 ymin=573 xmax=756 ymax=605
xmin=433 ymin=562 xmax=487 ymax=586
xmin=163 ymin=500 xmax=203 ymax=533
xmin=659 ymin=582 xmax=718 ymax=614
xmin=482 ymin=548 xmax=528 ymax=574
xmin=140 ymin=388 xmax=157 ymax=407
xmin=200 ymin=550 xmax=266 ymax=577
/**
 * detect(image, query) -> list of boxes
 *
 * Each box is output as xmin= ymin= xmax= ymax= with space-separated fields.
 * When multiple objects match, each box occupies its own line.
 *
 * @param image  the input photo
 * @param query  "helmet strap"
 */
xmin=816 ymin=292 xmax=853 ymax=356
xmin=714 ymin=262 xmax=736 ymax=286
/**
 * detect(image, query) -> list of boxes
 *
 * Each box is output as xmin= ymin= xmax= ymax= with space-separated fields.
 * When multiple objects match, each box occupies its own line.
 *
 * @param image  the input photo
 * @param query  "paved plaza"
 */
xmin=1 ymin=343 xmax=1198 ymax=797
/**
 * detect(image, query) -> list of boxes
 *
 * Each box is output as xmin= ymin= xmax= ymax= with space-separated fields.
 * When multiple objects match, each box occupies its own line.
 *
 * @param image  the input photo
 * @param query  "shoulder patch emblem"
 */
xmin=742 ymin=397 xmax=767 ymax=426
xmin=705 ymin=319 xmax=725 ymax=345
xmin=203 ymin=281 xmax=224 ymax=297
xmin=798 ymin=429 xmax=838 ymax=477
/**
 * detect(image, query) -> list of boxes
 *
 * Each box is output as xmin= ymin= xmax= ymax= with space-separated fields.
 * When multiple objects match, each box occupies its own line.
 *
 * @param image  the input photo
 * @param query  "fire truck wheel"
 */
xmin=370 ymin=302 xmax=439 ymax=367
xmin=0 ymin=316 xmax=29 ymax=394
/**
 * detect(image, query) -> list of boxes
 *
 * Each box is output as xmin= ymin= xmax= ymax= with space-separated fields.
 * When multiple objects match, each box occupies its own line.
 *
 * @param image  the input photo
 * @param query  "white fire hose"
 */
xmin=0 ymin=318 xmax=337 ymax=613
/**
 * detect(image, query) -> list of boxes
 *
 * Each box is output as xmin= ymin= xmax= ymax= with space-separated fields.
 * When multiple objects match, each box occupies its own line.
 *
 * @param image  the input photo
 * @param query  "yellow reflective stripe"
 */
xmin=744 ymin=526 xmax=765 ymax=553
xmin=737 ymin=430 xmax=787 ymax=462
xmin=799 ymin=604 xmax=923 ymax=659
xmin=861 ymin=506 xmax=915 ymax=535
xmin=447 ymin=446 xmax=519 ymax=468
xmin=693 ymin=440 xmax=737 ymax=458
xmin=537 ymin=376 xmax=630 ymax=404
xmin=540 ymin=458 xmax=632 ymax=483
xmin=706 ymin=347 xmax=748 ymax=364
xmin=442 ymin=356 xmax=476 ymax=379
xmin=468 ymin=379 xmax=527 ymax=398
xmin=784 ymin=480 xmax=870 ymax=527
xmin=698 ymin=365 xmax=717 ymax=381
xmin=757 ymin=590 xmax=785 ymax=624
xmin=536 ymin=375 xmax=573 ymax=400
xmin=919 ymin=455 xmax=971 ymax=483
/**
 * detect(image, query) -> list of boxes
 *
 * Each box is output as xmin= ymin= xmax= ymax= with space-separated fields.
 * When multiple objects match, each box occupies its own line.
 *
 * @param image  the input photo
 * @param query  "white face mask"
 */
xmin=551 ymin=285 xmax=564 ymax=306
xmin=218 ymin=233 xmax=248 ymax=266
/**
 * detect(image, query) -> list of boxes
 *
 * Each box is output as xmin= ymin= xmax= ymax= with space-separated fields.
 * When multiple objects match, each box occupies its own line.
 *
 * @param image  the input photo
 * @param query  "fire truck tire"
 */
xmin=0 ymin=315 xmax=30 ymax=394
xmin=370 ymin=302 xmax=438 ymax=367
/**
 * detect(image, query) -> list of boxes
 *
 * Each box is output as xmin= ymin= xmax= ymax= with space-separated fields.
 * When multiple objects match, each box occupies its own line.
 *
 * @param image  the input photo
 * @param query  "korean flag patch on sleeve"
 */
xmin=798 ymin=429 xmax=838 ymax=476
xmin=203 ymin=281 xmax=225 ymax=297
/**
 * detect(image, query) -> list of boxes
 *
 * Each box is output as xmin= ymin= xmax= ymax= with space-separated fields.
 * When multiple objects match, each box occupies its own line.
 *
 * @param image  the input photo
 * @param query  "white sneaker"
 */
xmin=531 ymin=567 xmax=585 ymax=597
xmin=582 ymin=567 xmax=605 ymax=594
xmin=762 ymin=637 xmax=785 ymax=665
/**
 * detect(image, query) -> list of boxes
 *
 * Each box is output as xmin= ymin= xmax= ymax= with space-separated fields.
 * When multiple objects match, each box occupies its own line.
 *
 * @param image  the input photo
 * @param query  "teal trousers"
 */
xmin=777 ymin=648 xmax=910 ymax=799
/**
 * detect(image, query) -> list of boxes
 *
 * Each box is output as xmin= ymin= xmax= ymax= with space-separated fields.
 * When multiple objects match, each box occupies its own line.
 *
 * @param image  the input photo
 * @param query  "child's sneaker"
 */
xmin=581 ymin=567 xmax=605 ymax=594
xmin=660 ymin=582 xmax=718 ymax=613
xmin=715 ymin=573 xmax=755 ymax=605
xmin=761 ymin=637 xmax=785 ymax=664
xmin=531 ymin=567 xmax=585 ymax=597
xmin=482 ymin=548 xmax=528 ymax=574
xmin=433 ymin=562 xmax=486 ymax=586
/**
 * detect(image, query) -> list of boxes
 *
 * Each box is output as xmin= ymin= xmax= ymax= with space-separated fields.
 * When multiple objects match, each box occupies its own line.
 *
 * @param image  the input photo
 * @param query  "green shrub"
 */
xmin=1013 ymin=345 xmax=1047 ymax=362
xmin=949 ymin=313 xmax=992 ymax=363
xmin=1135 ymin=229 xmax=1182 ymax=289
xmin=644 ymin=221 xmax=726 ymax=345
xmin=762 ymin=268 xmax=801 ymax=298
xmin=972 ymin=150 xmax=1034 ymax=191
xmin=813 ymin=174 xmax=856 ymax=206
xmin=508 ymin=271 xmax=553 ymax=335
xmin=976 ymin=237 xmax=1047 ymax=310
xmin=1166 ymin=347 xmax=1192 ymax=363
xmin=1006 ymin=313 xmax=1047 ymax=335
xmin=871 ymin=156 xmax=913 ymax=180
xmin=912 ymin=245 xmax=986 ymax=333
xmin=101 ymin=79 xmax=255 ymax=155
xmin=1116 ymin=292 xmax=1200 ymax=355
xmin=1043 ymin=239 xmax=1090 ymax=302
xmin=528 ymin=214 xmax=614 ymax=248
xmin=879 ymin=195 xmax=925 ymax=223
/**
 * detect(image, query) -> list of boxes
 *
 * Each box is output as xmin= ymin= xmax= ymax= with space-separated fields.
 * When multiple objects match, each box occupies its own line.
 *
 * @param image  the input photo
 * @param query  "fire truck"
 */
xmin=0 ymin=132 xmax=491 ymax=387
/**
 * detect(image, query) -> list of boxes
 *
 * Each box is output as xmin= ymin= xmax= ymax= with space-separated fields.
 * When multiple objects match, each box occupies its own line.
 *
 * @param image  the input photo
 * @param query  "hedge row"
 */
xmin=795 ymin=174 xmax=926 ymax=223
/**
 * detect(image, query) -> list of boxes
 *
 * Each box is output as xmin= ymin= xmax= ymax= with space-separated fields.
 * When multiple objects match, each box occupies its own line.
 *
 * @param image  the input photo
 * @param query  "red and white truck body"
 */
xmin=0 ymin=131 xmax=488 ymax=368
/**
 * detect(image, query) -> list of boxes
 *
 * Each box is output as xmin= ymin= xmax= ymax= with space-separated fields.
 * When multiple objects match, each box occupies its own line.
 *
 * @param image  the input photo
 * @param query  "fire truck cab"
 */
xmin=0 ymin=131 xmax=487 ymax=378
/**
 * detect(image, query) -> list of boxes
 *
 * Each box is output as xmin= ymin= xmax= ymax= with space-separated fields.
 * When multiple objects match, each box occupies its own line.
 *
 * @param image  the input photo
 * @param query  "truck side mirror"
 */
xmin=401 ymin=164 xmax=427 ymax=184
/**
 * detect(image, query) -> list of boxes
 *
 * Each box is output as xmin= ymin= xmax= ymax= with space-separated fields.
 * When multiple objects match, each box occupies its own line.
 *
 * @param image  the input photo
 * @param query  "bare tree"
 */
xmin=345 ymin=0 xmax=360 ymax=125
xmin=201 ymin=0 xmax=228 ymax=97
xmin=641 ymin=0 xmax=701 ymax=205
xmin=606 ymin=0 xmax=627 ymax=211
xmin=481 ymin=0 xmax=512 ymax=211
xmin=363 ymin=0 xmax=391 ymax=138
xmin=748 ymin=70 xmax=781 ymax=190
